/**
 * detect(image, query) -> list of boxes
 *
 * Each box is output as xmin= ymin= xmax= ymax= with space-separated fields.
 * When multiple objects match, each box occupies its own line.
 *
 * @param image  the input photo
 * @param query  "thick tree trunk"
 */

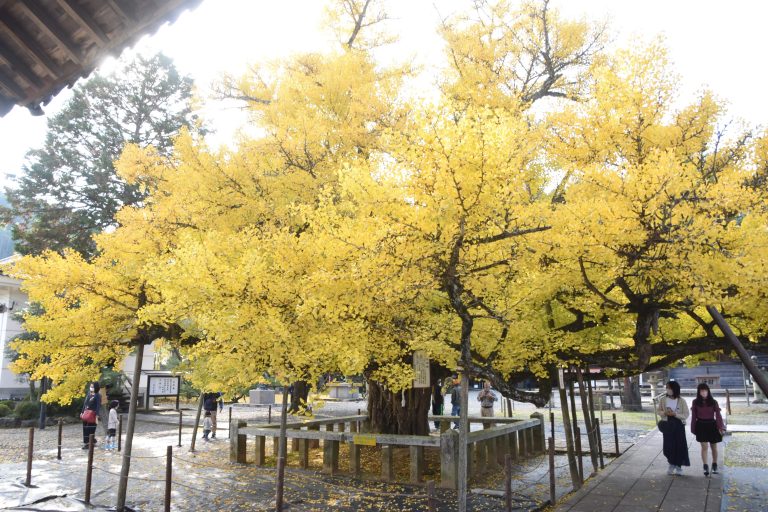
xmin=622 ymin=376 xmax=642 ymax=411
xmin=288 ymin=380 xmax=310 ymax=414
xmin=367 ymin=381 xmax=431 ymax=435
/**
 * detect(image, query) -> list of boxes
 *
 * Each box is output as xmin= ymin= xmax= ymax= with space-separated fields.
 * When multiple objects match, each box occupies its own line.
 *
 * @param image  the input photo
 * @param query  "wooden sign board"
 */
xmin=353 ymin=434 xmax=377 ymax=446
xmin=413 ymin=350 xmax=430 ymax=388
xmin=147 ymin=375 xmax=180 ymax=397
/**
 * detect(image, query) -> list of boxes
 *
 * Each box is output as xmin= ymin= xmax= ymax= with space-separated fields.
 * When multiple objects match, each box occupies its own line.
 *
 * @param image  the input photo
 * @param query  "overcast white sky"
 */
xmin=1 ymin=0 xmax=766 ymax=188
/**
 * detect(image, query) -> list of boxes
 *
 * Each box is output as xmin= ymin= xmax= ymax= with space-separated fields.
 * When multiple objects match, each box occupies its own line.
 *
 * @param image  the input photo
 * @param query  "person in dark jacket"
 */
xmin=82 ymin=381 xmax=102 ymax=449
xmin=203 ymin=392 xmax=218 ymax=438
xmin=690 ymin=383 xmax=726 ymax=476
xmin=432 ymin=380 xmax=444 ymax=430
xmin=448 ymin=374 xmax=461 ymax=429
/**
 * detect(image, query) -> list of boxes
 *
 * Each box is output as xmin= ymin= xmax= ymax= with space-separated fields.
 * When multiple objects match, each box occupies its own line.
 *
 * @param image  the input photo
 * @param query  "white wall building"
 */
xmin=0 ymin=273 xmax=32 ymax=399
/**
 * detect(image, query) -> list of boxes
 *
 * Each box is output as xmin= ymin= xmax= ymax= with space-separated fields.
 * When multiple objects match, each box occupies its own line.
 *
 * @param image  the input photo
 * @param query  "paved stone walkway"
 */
xmin=555 ymin=429 xmax=722 ymax=512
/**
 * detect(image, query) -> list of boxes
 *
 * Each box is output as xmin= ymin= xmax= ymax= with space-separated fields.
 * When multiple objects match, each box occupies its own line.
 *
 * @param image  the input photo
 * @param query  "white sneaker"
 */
xmin=667 ymin=465 xmax=675 ymax=475
xmin=674 ymin=466 xmax=683 ymax=475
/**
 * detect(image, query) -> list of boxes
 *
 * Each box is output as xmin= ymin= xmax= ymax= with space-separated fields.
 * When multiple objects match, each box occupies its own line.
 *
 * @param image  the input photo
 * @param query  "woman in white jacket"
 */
xmin=657 ymin=380 xmax=690 ymax=475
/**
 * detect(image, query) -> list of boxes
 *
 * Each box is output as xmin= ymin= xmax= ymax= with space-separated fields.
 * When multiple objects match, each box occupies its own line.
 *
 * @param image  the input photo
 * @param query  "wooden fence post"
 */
xmin=230 ymin=420 xmax=246 ymax=463
xmin=439 ymin=429 xmax=459 ymax=489
xmin=531 ymin=412 xmax=545 ymax=454
xmin=725 ymin=388 xmax=732 ymax=415
xmin=612 ymin=413 xmax=619 ymax=456
xmin=298 ymin=438 xmax=309 ymax=468
xmin=504 ymin=453 xmax=513 ymax=512
xmin=85 ymin=434 xmax=94 ymax=504
xmin=548 ymin=437 xmax=556 ymax=506
xmin=381 ymin=445 xmax=394 ymax=481
xmin=595 ymin=418 xmax=605 ymax=469
xmin=164 ymin=445 xmax=172 ymax=512
xmin=426 ymin=480 xmax=437 ymax=512
xmin=25 ymin=427 xmax=33 ymax=487
xmin=410 ymin=445 xmax=424 ymax=483
xmin=508 ymin=431 xmax=518 ymax=461
xmin=309 ymin=424 xmax=320 ymax=449
xmin=575 ymin=426 xmax=583 ymax=484
xmin=550 ymin=412 xmax=555 ymax=442
xmin=57 ymin=419 xmax=63 ymax=460
xmin=518 ymin=429 xmax=528 ymax=458
xmin=323 ymin=427 xmax=339 ymax=475
xmin=255 ymin=435 xmax=266 ymax=466
xmin=350 ymin=441 xmax=361 ymax=477
xmin=476 ymin=439 xmax=487 ymax=473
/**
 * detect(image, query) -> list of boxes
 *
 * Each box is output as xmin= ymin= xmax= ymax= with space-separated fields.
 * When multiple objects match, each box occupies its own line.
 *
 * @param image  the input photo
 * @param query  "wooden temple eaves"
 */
xmin=0 ymin=0 xmax=202 ymax=117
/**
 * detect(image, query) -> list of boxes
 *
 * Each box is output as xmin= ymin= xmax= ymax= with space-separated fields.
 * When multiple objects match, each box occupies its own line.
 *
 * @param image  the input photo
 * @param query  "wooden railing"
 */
xmin=230 ymin=412 xmax=544 ymax=489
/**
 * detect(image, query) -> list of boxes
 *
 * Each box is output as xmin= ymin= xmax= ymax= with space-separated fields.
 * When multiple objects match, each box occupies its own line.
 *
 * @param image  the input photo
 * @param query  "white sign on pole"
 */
xmin=413 ymin=350 xmax=430 ymax=388
xmin=148 ymin=376 xmax=179 ymax=396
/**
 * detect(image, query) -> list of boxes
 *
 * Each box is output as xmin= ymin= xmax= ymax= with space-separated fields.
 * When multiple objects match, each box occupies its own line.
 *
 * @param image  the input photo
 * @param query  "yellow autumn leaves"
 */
xmin=8 ymin=0 xmax=768 ymax=404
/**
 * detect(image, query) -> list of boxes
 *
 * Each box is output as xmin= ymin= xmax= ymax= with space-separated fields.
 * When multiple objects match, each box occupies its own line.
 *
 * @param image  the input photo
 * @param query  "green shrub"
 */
xmin=0 ymin=404 xmax=11 ymax=417
xmin=0 ymin=400 xmax=15 ymax=411
xmin=14 ymin=401 xmax=40 ymax=420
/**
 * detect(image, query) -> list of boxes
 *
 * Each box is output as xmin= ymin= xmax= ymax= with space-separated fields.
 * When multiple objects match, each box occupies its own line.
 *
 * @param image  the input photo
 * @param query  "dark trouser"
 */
xmin=662 ymin=417 xmax=690 ymax=467
xmin=82 ymin=421 xmax=97 ymax=445
xmin=432 ymin=403 xmax=443 ymax=428
xmin=451 ymin=404 xmax=460 ymax=428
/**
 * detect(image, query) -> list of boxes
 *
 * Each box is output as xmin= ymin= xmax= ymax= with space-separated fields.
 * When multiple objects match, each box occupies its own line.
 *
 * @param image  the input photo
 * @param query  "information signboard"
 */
xmin=413 ymin=350 xmax=430 ymax=388
xmin=145 ymin=375 xmax=181 ymax=410
xmin=148 ymin=376 xmax=180 ymax=396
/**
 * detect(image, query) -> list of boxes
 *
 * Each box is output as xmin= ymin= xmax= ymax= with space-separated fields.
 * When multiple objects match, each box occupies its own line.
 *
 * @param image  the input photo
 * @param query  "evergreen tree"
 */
xmin=1 ymin=53 xmax=197 ymax=258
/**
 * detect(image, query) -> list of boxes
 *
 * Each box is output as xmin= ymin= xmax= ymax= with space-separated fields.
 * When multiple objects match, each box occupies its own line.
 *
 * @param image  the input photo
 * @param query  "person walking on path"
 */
xmin=202 ymin=411 xmax=213 ymax=441
xmin=447 ymin=374 xmax=461 ymax=429
xmin=106 ymin=400 xmax=119 ymax=450
xmin=203 ymin=392 xmax=218 ymax=438
xmin=81 ymin=381 xmax=101 ymax=449
xmin=477 ymin=380 xmax=498 ymax=423
xmin=432 ymin=380 xmax=444 ymax=430
xmin=690 ymin=383 xmax=725 ymax=476
xmin=657 ymin=380 xmax=690 ymax=475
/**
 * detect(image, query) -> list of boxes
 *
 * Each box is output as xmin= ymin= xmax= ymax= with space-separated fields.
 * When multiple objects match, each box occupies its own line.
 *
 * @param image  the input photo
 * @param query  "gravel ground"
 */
xmin=1 ymin=398 xmax=764 ymax=511
xmin=725 ymin=433 xmax=768 ymax=467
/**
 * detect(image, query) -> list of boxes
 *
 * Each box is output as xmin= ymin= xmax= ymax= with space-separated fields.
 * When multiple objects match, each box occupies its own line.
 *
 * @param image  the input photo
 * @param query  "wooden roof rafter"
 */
xmin=0 ymin=0 xmax=202 ymax=118
xmin=103 ymin=0 xmax=136 ymax=24
xmin=16 ymin=1 xmax=84 ymax=64
xmin=0 ymin=17 xmax=62 ymax=78
xmin=54 ymin=0 xmax=110 ymax=47
xmin=0 ymin=38 xmax=44 ymax=88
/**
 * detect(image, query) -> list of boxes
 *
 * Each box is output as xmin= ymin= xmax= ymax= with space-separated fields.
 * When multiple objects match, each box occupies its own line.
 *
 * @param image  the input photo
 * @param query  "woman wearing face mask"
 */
xmin=81 ymin=381 xmax=102 ymax=449
xmin=657 ymin=380 xmax=690 ymax=475
xmin=690 ymin=383 xmax=725 ymax=476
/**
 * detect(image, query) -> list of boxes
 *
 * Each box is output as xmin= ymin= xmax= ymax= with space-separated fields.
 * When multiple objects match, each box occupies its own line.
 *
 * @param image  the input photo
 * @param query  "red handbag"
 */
xmin=80 ymin=409 xmax=97 ymax=423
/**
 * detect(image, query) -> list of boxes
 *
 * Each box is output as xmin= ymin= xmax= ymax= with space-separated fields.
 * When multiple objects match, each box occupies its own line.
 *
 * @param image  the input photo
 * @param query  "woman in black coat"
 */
xmin=82 ymin=381 xmax=101 ymax=449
